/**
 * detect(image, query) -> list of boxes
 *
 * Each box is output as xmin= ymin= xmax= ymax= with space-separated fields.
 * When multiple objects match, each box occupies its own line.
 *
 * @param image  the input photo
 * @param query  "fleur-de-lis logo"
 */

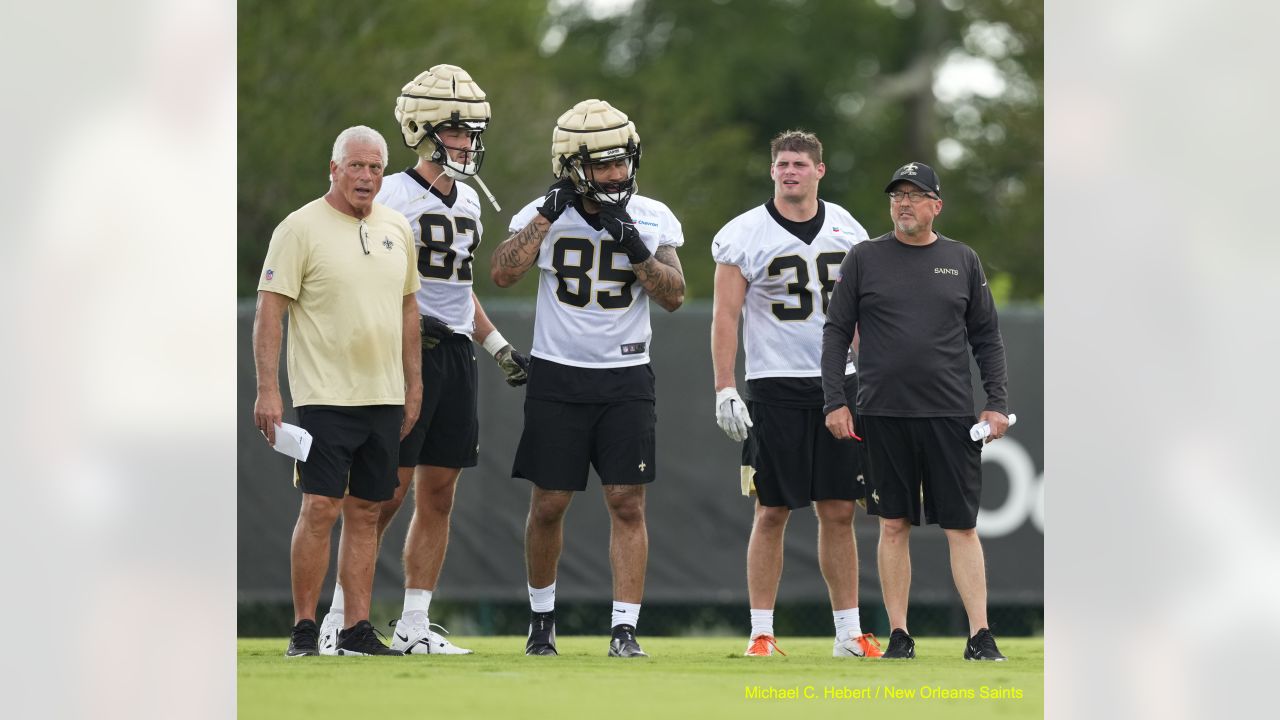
xmin=898 ymin=162 xmax=918 ymax=176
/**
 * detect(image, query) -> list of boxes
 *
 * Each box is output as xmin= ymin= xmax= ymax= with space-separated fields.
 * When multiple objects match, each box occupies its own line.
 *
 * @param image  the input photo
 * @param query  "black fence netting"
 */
xmin=238 ymin=302 xmax=1043 ymax=636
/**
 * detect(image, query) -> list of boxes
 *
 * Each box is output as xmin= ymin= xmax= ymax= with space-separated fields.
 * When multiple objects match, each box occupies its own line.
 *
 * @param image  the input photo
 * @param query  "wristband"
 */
xmin=624 ymin=241 xmax=652 ymax=265
xmin=482 ymin=331 xmax=509 ymax=358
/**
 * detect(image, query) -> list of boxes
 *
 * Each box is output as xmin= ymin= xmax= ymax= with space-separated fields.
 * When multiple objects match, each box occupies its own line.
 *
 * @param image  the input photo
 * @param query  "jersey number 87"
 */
xmin=418 ymin=214 xmax=480 ymax=281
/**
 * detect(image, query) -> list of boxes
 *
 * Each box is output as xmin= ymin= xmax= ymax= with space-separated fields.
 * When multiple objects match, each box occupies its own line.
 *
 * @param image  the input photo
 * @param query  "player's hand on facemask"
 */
xmin=536 ymin=177 xmax=579 ymax=223
xmin=494 ymin=345 xmax=531 ymax=387
xmin=421 ymin=315 xmax=453 ymax=350
xmin=596 ymin=202 xmax=652 ymax=264
xmin=715 ymin=387 xmax=753 ymax=443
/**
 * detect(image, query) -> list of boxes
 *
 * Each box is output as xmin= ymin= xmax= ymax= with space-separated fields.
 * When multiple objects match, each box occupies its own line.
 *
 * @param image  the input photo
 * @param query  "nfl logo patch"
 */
xmin=264 ymin=269 xmax=274 ymax=281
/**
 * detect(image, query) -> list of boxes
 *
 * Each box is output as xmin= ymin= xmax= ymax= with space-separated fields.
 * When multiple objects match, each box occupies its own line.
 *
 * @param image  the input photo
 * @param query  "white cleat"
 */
xmin=318 ymin=611 xmax=343 ymax=656
xmin=390 ymin=613 xmax=474 ymax=655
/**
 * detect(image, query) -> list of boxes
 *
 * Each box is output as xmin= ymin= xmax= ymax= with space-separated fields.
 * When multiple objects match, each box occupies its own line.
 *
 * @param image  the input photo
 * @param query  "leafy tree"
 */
xmin=239 ymin=0 xmax=1042 ymax=303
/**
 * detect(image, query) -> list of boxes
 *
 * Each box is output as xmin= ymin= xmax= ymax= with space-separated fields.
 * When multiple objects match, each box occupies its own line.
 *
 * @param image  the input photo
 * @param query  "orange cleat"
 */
xmin=744 ymin=634 xmax=787 ymax=657
xmin=834 ymin=632 xmax=883 ymax=658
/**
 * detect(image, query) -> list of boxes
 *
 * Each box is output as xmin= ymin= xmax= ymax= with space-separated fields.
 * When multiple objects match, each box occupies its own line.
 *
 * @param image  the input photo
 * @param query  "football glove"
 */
xmin=536 ymin=176 xmax=579 ymax=223
xmin=494 ymin=345 xmax=530 ymax=387
xmin=421 ymin=315 xmax=453 ymax=350
xmin=596 ymin=202 xmax=652 ymax=264
xmin=715 ymin=387 xmax=753 ymax=443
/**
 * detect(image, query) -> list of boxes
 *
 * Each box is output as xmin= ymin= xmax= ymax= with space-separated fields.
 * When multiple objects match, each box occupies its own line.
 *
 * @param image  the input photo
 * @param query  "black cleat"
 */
xmin=964 ymin=628 xmax=1007 ymax=661
xmin=608 ymin=624 xmax=649 ymax=658
xmin=881 ymin=628 xmax=916 ymax=659
xmin=525 ymin=611 xmax=558 ymax=656
xmin=336 ymin=620 xmax=404 ymax=656
xmin=285 ymin=619 xmax=320 ymax=657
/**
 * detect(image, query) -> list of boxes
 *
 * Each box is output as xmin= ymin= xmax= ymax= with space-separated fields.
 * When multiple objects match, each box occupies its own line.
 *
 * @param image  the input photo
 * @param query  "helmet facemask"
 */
xmin=564 ymin=139 xmax=640 ymax=206
xmin=424 ymin=114 xmax=488 ymax=179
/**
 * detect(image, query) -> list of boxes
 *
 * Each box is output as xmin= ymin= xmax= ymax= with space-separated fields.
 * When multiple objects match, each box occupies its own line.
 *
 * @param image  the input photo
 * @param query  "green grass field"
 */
xmin=239 ymin=636 xmax=1042 ymax=719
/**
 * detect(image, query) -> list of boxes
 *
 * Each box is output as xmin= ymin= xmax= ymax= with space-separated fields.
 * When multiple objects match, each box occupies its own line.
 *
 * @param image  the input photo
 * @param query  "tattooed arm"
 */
xmin=492 ymin=178 xmax=578 ymax=287
xmin=634 ymin=245 xmax=685 ymax=312
xmin=490 ymin=214 xmax=550 ymax=288
xmin=594 ymin=202 xmax=685 ymax=312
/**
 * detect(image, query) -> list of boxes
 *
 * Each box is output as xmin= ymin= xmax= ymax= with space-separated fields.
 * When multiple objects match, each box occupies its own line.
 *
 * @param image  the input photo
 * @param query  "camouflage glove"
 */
xmin=482 ymin=330 xmax=529 ymax=387
xmin=494 ymin=345 xmax=530 ymax=387
xmin=421 ymin=315 xmax=453 ymax=350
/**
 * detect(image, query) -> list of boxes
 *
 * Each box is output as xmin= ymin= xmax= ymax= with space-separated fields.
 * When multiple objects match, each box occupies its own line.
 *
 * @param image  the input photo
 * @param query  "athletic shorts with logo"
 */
xmin=742 ymin=376 xmax=866 ymax=510
xmin=512 ymin=358 xmax=656 ymax=491
xmin=294 ymin=404 xmax=403 ymax=501
xmin=399 ymin=332 xmax=479 ymax=469
xmin=859 ymin=415 xmax=982 ymax=529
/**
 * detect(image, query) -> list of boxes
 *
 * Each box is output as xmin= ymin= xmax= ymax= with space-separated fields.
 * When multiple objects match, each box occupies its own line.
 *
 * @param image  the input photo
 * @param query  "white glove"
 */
xmin=715 ymin=387 xmax=753 ymax=442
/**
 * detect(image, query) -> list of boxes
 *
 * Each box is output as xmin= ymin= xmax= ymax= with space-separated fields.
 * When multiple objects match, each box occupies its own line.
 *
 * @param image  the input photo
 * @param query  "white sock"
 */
xmin=403 ymin=588 xmax=433 ymax=618
xmin=529 ymin=582 xmax=556 ymax=613
xmin=330 ymin=584 xmax=345 ymax=615
xmin=750 ymin=608 xmax=775 ymax=638
xmin=611 ymin=601 xmax=641 ymax=630
xmin=833 ymin=607 xmax=861 ymax=639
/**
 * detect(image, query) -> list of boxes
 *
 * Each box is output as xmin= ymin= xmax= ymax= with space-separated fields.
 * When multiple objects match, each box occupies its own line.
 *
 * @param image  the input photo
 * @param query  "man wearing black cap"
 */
xmin=819 ymin=161 xmax=1011 ymax=661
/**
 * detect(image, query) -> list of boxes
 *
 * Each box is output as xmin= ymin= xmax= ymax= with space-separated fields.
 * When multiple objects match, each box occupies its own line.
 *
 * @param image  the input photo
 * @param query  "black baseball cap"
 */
xmin=884 ymin=161 xmax=941 ymax=197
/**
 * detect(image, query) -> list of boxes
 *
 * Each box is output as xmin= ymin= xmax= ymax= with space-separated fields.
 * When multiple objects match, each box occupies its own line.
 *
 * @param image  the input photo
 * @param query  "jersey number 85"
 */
xmin=551 ymin=236 xmax=638 ymax=310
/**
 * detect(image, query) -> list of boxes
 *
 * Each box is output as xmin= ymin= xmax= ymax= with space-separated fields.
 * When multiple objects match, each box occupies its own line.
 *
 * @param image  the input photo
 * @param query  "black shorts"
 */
xmin=859 ymin=415 xmax=982 ymax=529
xmin=294 ymin=404 xmax=403 ymax=501
xmin=742 ymin=402 xmax=867 ymax=509
xmin=512 ymin=398 xmax=656 ymax=491
xmin=399 ymin=333 xmax=479 ymax=469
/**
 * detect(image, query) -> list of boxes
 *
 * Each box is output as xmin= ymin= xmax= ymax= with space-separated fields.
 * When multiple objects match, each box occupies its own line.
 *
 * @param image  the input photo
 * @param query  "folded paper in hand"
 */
xmin=272 ymin=422 xmax=313 ymax=462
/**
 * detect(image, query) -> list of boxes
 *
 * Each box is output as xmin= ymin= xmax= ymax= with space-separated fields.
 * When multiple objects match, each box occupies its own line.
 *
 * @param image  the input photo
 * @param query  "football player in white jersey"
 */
xmin=317 ymin=65 xmax=530 ymax=657
xmin=710 ymin=130 xmax=883 ymax=659
xmin=490 ymin=99 xmax=685 ymax=658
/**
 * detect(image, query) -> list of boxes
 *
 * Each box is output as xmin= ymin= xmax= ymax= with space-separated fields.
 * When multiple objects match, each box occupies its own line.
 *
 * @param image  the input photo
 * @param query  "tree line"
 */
xmin=239 ymin=0 xmax=1042 ymax=303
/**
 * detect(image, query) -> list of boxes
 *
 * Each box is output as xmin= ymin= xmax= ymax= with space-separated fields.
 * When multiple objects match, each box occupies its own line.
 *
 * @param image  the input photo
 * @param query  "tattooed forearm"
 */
xmin=634 ymin=245 xmax=685 ymax=312
xmin=490 ymin=216 xmax=550 ymax=287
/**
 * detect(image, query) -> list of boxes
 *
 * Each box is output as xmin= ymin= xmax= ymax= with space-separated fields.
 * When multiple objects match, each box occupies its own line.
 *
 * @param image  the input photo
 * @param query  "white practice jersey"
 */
xmin=508 ymin=194 xmax=684 ymax=368
xmin=712 ymin=200 xmax=868 ymax=379
xmin=378 ymin=169 xmax=485 ymax=337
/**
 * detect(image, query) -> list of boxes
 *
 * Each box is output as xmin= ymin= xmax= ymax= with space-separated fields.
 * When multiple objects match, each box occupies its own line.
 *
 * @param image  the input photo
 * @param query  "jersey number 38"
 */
xmin=768 ymin=252 xmax=845 ymax=321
